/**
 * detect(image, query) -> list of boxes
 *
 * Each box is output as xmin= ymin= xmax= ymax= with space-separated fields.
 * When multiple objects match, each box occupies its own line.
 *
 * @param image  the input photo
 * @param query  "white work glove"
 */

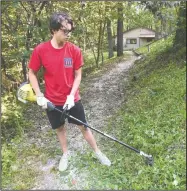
xmin=36 ymin=93 xmax=50 ymax=109
xmin=63 ymin=95 xmax=75 ymax=110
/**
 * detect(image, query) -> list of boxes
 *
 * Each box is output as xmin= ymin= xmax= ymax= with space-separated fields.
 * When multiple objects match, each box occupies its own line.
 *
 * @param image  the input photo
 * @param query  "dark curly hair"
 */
xmin=49 ymin=12 xmax=74 ymax=34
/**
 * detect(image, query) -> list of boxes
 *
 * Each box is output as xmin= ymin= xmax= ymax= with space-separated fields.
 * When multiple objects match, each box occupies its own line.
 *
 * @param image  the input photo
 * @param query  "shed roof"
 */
xmin=123 ymin=27 xmax=156 ymax=34
xmin=113 ymin=27 xmax=156 ymax=38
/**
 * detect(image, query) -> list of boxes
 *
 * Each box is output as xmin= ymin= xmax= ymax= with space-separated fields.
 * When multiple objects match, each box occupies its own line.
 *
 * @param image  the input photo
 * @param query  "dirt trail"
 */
xmin=29 ymin=51 xmax=138 ymax=190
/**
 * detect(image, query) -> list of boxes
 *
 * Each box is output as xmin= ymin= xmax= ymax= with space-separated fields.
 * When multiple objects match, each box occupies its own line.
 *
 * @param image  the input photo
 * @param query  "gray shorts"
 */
xmin=46 ymin=100 xmax=87 ymax=129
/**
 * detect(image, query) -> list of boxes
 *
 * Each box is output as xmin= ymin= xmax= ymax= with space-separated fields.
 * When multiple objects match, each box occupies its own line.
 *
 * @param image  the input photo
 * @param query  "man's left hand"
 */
xmin=63 ymin=95 xmax=75 ymax=110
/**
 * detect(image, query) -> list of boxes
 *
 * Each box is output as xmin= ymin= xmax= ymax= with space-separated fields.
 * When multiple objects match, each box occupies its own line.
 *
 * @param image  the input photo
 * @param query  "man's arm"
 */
xmin=28 ymin=68 xmax=50 ymax=109
xmin=63 ymin=67 xmax=82 ymax=109
xmin=28 ymin=68 xmax=42 ymax=96
xmin=70 ymin=67 xmax=82 ymax=96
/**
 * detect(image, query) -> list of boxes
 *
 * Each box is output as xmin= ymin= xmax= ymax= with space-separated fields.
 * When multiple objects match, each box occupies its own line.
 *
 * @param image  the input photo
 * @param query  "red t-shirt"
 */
xmin=28 ymin=41 xmax=83 ymax=105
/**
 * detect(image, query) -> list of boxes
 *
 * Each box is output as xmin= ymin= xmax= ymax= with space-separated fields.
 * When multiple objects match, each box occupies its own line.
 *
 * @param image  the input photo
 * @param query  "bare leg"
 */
xmin=78 ymin=125 xmax=100 ymax=152
xmin=56 ymin=125 xmax=68 ymax=154
xmin=57 ymin=125 xmax=69 ymax=171
xmin=57 ymin=124 xmax=111 ymax=168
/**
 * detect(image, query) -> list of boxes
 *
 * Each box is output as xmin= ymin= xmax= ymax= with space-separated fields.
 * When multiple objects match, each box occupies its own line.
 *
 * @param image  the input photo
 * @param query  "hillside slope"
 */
xmin=2 ymin=34 xmax=186 ymax=190
xmin=87 ymin=34 xmax=186 ymax=190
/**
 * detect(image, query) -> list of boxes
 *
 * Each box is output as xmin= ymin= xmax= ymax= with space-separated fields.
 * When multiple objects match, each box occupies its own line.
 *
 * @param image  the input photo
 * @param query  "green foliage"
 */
xmin=1 ymin=2 xmax=185 ymax=190
xmin=1 ymin=139 xmax=43 ymax=189
xmin=132 ymin=32 xmax=185 ymax=83
xmin=72 ymin=36 xmax=186 ymax=190
xmin=83 ymin=51 xmax=117 ymax=68
xmin=1 ymin=92 xmax=28 ymax=142
xmin=135 ymin=33 xmax=174 ymax=55
xmin=1 ymin=92 xmax=35 ymax=188
xmin=82 ymin=51 xmax=128 ymax=78
xmin=1 ymin=141 xmax=18 ymax=187
xmin=1 ymin=1 xmax=180 ymax=84
xmin=173 ymin=1 xmax=186 ymax=48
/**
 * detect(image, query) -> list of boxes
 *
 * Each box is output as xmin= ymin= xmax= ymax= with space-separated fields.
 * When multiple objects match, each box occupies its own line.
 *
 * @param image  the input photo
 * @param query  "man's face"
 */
xmin=53 ymin=20 xmax=72 ymax=43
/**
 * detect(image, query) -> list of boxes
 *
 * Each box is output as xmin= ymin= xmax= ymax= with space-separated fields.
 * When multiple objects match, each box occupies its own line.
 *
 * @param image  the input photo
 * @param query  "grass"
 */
xmin=70 ymin=35 xmax=186 ymax=190
xmin=83 ymin=50 xmax=117 ymax=66
xmin=82 ymin=51 xmax=118 ymax=76
xmin=1 ymin=34 xmax=186 ymax=189
xmin=71 ymin=62 xmax=186 ymax=190
xmin=1 ymin=50 xmax=129 ymax=190
xmin=1 ymin=134 xmax=45 ymax=189
xmin=135 ymin=34 xmax=175 ymax=55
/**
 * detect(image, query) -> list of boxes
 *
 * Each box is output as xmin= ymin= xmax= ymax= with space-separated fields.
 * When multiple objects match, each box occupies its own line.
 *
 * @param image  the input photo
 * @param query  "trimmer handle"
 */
xmin=47 ymin=102 xmax=68 ymax=114
xmin=47 ymin=102 xmax=68 ymax=122
xmin=47 ymin=102 xmax=55 ymax=111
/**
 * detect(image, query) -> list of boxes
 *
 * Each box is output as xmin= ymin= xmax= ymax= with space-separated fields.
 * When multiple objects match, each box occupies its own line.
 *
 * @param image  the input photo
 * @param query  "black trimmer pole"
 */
xmin=47 ymin=102 xmax=154 ymax=166
xmin=69 ymin=114 xmax=140 ymax=153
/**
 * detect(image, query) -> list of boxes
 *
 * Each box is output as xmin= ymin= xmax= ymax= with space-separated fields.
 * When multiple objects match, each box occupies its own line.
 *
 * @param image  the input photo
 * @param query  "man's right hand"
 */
xmin=36 ymin=93 xmax=50 ymax=109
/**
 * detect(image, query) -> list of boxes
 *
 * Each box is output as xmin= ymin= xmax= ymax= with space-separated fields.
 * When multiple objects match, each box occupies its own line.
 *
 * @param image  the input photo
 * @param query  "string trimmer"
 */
xmin=17 ymin=82 xmax=154 ymax=166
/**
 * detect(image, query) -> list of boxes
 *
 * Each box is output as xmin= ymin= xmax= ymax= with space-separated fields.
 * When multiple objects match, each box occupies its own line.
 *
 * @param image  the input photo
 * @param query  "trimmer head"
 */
xmin=145 ymin=155 xmax=154 ymax=166
xmin=140 ymin=151 xmax=154 ymax=166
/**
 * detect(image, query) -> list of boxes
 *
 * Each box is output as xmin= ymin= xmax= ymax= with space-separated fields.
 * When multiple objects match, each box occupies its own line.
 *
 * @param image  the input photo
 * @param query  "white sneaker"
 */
xmin=95 ymin=150 xmax=111 ymax=166
xmin=58 ymin=153 xmax=68 ymax=171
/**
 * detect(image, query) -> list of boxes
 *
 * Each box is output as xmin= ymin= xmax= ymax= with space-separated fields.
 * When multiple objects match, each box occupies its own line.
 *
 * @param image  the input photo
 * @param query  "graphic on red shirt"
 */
xmin=64 ymin=58 xmax=73 ymax=68
xmin=28 ymin=41 xmax=83 ymax=105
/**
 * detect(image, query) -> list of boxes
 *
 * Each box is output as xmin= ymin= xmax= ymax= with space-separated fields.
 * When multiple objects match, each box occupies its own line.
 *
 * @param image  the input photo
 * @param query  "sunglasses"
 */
xmin=59 ymin=25 xmax=72 ymax=35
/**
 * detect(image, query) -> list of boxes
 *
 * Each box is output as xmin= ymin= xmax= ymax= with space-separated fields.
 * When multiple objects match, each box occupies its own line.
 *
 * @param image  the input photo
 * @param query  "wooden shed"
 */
xmin=114 ymin=27 xmax=156 ymax=50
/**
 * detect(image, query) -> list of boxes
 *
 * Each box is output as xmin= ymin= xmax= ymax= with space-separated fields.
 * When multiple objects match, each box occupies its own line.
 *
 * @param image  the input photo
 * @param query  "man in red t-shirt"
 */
xmin=28 ymin=12 xmax=111 ymax=171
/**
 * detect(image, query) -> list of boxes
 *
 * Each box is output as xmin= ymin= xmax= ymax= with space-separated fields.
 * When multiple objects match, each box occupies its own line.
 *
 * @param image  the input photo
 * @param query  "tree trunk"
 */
xmin=87 ymin=36 xmax=97 ymax=66
xmin=155 ymin=20 xmax=160 ymax=40
xmin=174 ymin=1 xmax=186 ymax=48
xmin=82 ymin=17 xmax=97 ymax=67
xmin=83 ymin=36 xmax=86 ymax=52
xmin=100 ymin=19 xmax=106 ymax=65
xmin=107 ymin=18 xmax=114 ymax=58
xmin=22 ymin=58 xmax=27 ymax=82
xmin=117 ymin=3 xmax=123 ymax=57
xmin=154 ymin=14 xmax=160 ymax=40
xmin=1 ymin=55 xmax=6 ymax=72
xmin=162 ymin=19 xmax=167 ymax=36
xmin=161 ymin=19 xmax=163 ymax=37
xmin=96 ymin=21 xmax=102 ymax=67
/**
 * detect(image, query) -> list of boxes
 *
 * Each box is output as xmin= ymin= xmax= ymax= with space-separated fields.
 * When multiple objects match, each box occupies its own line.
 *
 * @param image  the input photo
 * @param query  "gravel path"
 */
xmin=27 ymin=51 xmax=138 ymax=190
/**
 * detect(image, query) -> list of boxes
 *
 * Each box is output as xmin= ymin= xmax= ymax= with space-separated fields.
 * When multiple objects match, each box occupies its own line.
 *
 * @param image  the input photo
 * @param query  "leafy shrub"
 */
xmin=1 ymin=92 xmax=28 ymax=142
xmin=77 ymin=38 xmax=186 ymax=190
xmin=1 ymin=141 xmax=18 ymax=187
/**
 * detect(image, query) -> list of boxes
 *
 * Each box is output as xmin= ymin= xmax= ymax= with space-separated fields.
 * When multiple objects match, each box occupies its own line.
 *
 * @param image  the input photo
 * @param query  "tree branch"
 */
xmin=1 ymin=3 xmax=10 ymax=13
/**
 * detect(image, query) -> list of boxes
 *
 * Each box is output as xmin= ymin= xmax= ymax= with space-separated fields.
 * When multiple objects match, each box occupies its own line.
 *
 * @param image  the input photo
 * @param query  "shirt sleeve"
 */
xmin=73 ymin=46 xmax=84 ymax=70
xmin=28 ymin=46 xmax=42 ymax=72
